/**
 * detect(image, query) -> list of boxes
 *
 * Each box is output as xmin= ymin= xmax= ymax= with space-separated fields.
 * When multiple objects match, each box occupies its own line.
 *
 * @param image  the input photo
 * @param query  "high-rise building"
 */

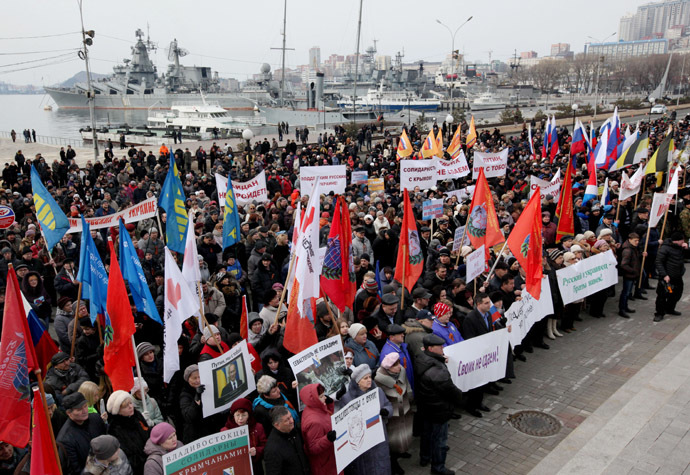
xmin=618 ymin=0 xmax=690 ymax=41
xmin=550 ymin=43 xmax=571 ymax=56
xmin=585 ymin=38 xmax=668 ymax=59
xmin=308 ymin=46 xmax=321 ymax=70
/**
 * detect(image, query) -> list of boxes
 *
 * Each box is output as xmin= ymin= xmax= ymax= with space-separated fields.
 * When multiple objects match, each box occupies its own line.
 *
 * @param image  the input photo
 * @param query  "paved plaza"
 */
xmin=400 ymin=274 xmax=690 ymax=474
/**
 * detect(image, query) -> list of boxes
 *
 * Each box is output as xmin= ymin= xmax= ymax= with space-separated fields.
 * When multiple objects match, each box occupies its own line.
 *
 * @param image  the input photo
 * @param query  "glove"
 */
xmin=380 ymin=408 xmax=389 ymax=417
xmin=335 ymin=383 xmax=347 ymax=400
xmin=326 ymin=430 xmax=337 ymax=442
xmin=196 ymin=384 xmax=206 ymax=395
xmin=325 ymin=395 xmax=334 ymax=405
xmin=340 ymin=367 xmax=353 ymax=377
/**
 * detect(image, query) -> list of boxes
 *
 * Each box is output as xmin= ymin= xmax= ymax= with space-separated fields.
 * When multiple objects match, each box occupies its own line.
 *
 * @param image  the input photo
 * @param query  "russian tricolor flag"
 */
xmin=21 ymin=292 xmax=58 ymax=373
xmin=549 ymin=116 xmax=559 ymax=163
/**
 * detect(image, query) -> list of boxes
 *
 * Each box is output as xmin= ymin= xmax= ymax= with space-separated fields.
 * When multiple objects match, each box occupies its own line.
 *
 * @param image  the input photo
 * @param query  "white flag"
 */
xmin=163 ymin=247 xmax=200 ymax=383
xmin=285 ymin=202 xmax=301 ymax=295
xmin=290 ymin=181 xmax=322 ymax=317
xmin=619 ymin=167 xmax=644 ymax=201
xmin=667 ymin=168 xmax=679 ymax=196
xmin=181 ymin=216 xmax=202 ymax=317
xmin=649 ymin=192 xmax=672 ymax=228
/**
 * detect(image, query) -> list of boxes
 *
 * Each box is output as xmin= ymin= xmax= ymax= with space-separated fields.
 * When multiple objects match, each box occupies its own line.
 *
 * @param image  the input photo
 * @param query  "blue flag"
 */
xmin=222 ymin=178 xmax=242 ymax=250
xmin=158 ymin=153 xmax=188 ymax=253
xmin=30 ymin=166 xmax=69 ymax=251
xmin=375 ymin=260 xmax=383 ymax=298
xmin=76 ymin=216 xmax=109 ymax=324
xmin=119 ymin=220 xmax=162 ymax=325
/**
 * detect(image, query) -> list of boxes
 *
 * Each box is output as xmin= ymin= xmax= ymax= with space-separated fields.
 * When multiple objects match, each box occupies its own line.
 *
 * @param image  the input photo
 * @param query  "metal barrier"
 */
xmin=0 ymin=131 xmax=84 ymax=148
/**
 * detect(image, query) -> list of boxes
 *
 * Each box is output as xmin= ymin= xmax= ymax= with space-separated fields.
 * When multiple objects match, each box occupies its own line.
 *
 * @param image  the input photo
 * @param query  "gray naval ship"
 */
xmin=45 ymin=29 xmax=269 ymax=111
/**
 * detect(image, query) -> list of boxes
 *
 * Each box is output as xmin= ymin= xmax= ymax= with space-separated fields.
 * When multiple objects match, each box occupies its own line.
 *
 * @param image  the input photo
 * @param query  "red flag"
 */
xmin=239 ymin=295 xmax=248 ymax=340
xmin=556 ymin=162 xmax=575 ymax=240
xmin=104 ymin=240 xmax=136 ymax=391
xmin=31 ymin=387 xmax=60 ymax=475
xmin=0 ymin=267 xmax=38 ymax=447
xmin=506 ymin=190 xmax=543 ymax=299
xmin=394 ymin=189 xmax=425 ymax=292
xmin=466 ymin=168 xmax=504 ymax=260
xmin=321 ymin=196 xmax=356 ymax=312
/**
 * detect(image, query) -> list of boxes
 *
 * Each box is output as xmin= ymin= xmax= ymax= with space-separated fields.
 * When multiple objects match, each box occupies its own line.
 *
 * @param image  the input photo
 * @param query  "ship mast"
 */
xmin=272 ymin=0 xmax=294 ymax=107
xmin=78 ymin=0 xmax=98 ymax=161
xmin=352 ymin=0 xmax=363 ymax=127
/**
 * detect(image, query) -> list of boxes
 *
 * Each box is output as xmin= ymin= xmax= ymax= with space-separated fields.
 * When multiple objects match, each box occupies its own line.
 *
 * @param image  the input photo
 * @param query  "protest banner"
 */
xmin=66 ymin=197 xmax=158 ymax=234
xmin=351 ymin=171 xmax=368 ymax=185
xmin=368 ymin=177 xmax=384 ymax=193
xmin=472 ymin=149 xmax=509 ymax=179
xmin=400 ymin=159 xmax=437 ymax=191
xmin=288 ymin=336 xmax=349 ymax=410
xmin=163 ymin=426 xmax=253 ymax=475
xmin=300 ymin=165 xmax=347 ymax=196
xmin=332 ymin=389 xmax=386 ymax=473
xmin=216 ymin=171 xmax=269 ymax=207
xmin=434 ymin=152 xmax=470 ymax=180
xmin=444 ymin=328 xmax=509 ymax=391
xmin=452 ymin=225 xmax=471 ymax=251
xmin=505 ymin=277 xmax=554 ymax=347
xmin=529 ymin=169 xmax=562 ymax=202
xmin=422 ymin=199 xmax=444 ymax=220
xmin=198 ymin=340 xmax=256 ymax=417
xmin=556 ymin=250 xmax=619 ymax=305
xmin=465 ymin=245 xmax=486 ymax=283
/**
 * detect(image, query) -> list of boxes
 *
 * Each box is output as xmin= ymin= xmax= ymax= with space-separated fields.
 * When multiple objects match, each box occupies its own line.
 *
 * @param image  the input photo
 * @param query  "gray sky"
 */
xmin=2 ymin=0 xmax=649 ymax=85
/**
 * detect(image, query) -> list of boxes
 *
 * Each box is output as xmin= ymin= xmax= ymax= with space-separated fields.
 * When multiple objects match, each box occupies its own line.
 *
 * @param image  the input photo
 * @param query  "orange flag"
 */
xmin=556 ymin=162 xmax=575 ymax=240
xmin=466 ymin=168 xmax=504 ymax=260
xmin=447 ymin=124 xmax=463 ymax=158
xmin=396 ymin=129 xmax=413 ymax=160
xmin=394 ymin=189 xmax=425 ymax=292
xmin=104 ymin=240 xmax=136 ymax=391
xmin=421 ymin=130 xmax=440 ymax=158
xmin=506 ymin=189 xmax=543 ymax=299
xmin=239 ymin=295 xmax=248 ymax=340
xmin=435 ymin=129 xmax=444 ymax=156
xmin=466 ymin=115 xmax=477 ymax=149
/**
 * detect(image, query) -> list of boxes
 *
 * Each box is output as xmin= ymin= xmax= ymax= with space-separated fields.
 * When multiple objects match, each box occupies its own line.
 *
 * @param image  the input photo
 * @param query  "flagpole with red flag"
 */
xmin=239 ymin=295 xmax=248 ymax=340
xmin=466 ymin=168 xmax=504 ymax=261
xmin=393 ymin=189 xmax=424 ymax=298
xmin=321 ymin=196 xmax=356 ymax=313
xmin=556 ymin=162 xmax=575 ymax=241
xmin=31 ymin=386 xmax=61 ymax=475
xmin=506 ymin=189 xmax=544 ymax=299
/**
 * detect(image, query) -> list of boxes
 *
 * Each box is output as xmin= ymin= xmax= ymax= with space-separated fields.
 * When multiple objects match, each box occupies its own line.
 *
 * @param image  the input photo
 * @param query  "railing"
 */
xmin=0 ymin=131 xmax=84 ymax=148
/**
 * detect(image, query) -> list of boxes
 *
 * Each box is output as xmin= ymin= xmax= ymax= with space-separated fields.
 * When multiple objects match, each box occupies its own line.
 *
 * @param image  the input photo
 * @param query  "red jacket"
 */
xmin=299 ymin=384 xmax=339 ymax=475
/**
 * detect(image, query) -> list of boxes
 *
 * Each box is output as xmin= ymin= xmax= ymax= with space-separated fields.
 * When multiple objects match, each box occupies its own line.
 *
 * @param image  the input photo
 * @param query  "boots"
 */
xmin=551 ymin=319 xmax=563 ymax=337
xmin=546 ymin=319 xmax=556 ymax=340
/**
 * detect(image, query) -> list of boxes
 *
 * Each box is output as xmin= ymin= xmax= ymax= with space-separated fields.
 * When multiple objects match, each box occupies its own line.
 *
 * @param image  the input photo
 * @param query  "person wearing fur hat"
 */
xmin=252 ymin=375 xmax=300 ymax=437
xmin=106 ymin=390 xmax=150 ymax=475
xmin=375 ymin=353 xmax=413 ymax=474
xmin=343 ymin=322 xmax=380 ymax=370
xmin=82 ymin=435 xmax=133 ymax=475
xmin=131 ymin=377 xmax=164 ymax=427
xmin=299 ymin=383 xmax=338 ymax=475
xmin=221 ymin=398 xmax=266 ymax=475
xmin=336 ymin=364 xmax=392 ymax=475
xmin=143 ymin=423 xmax=183 ymax=475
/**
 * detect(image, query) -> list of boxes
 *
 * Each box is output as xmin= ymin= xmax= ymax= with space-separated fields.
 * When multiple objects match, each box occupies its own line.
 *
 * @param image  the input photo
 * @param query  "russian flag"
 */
xmin=542 ymin=119 xmax=551 ymax=159
xmin=549 ymin=116 xmax=559 ymax=163
xmin=601 ymin=177 xmax=611 ymax=206
xmin=570 ymin=120 xmax=587 ymax=156
xmin=21 ymin=292 xmax=58 ymax=374
xmin=490 ymin=304 xmax=502 ymax=325
xmin=582 ymin=151 xmax=599 ymax=206
xmin=604 ymin=108 xmax=621 ymax=169
xmin=366 ymin=414 xmax=381 ymax=429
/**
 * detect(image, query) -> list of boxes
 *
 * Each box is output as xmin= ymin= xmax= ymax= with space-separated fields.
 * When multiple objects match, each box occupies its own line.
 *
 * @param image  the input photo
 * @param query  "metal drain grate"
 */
xmin=507 ymin=410 xmax=561 ymax=437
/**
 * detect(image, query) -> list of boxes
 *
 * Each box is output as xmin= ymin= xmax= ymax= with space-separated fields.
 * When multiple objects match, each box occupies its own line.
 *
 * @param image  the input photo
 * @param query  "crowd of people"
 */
xmin=0 ymin=109 xmax=689 ymax=475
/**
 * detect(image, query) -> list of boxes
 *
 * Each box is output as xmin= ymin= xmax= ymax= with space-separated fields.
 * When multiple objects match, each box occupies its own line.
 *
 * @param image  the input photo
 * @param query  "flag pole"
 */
xmin=638 ymin=223 xmax=652 ymax=288
xmin=70 ymin=282 xmax=84 ymax=359
xmin=400 ymin=244 xmax=407 ymax=310
xmin=196 ymin=282 xmax=207 ymax=332
xmin=484 ymin=240 xmax=509 ymax=284
xmin=275 ymin=251 xmax=298 ymax=320
xmin=33 ymin=370 xmax=63 ymax=475
xmin=455 ymin=224 xmax=470 ymax=266
xmin=130 ymin=335 xmax=149 ymax=417
xmin=156 ymin=213 xmax=167 ymax=245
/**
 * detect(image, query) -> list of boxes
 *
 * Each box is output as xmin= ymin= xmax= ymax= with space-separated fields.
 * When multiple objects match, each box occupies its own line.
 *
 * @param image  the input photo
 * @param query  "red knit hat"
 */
xmin=433 ymin=302 xmax=451 ymax=318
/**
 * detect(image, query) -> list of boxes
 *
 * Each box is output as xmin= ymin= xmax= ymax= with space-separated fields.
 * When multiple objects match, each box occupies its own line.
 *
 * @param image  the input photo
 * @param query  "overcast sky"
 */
xmin=2 ymin=0 xmax=650 ymax=85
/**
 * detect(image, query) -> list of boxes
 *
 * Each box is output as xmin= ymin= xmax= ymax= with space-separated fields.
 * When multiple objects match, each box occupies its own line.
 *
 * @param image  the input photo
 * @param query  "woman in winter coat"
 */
xmin=131 ymin=377 xmax=164 ymax=427
xmin=135 ymin=342 xmax=165 ymax=406
xmin=337 ymin=364 xmax=392 ymax=475
xmin=178 ymin=364 xmax=207 ymax=444
xmin=374 ymin=353 xmax=413 ymax=474
xmin=252 ymin=375 xmax=300 ymax=436
xmin=343 ymin=323 xmax=380 ymax=370
xmin=222 ymin=398 xmax=267 ymax=475
xmin=254 ymin=349 xmax=298 ymax=409
xmin=299 ymin=383 xmax=338 ymax=475
xmin=21 ymin=270 xmax=51 ymax=325
xmin=106 ymin=390 xmax=151 ymax=475
xmin=143 ymin=423 xmax=182 ymax=475
xmin=82 ymin=434 xmax=133 ymax=475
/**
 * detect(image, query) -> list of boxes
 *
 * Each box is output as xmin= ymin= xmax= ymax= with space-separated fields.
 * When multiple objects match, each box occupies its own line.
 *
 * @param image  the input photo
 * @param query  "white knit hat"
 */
xmin=351 ymin=364 xmax=371 ymax=383
xmin=348 ymin=323 xmax=366 ymax=340
xmin=106 ymin=390 xmax=133 ymax=415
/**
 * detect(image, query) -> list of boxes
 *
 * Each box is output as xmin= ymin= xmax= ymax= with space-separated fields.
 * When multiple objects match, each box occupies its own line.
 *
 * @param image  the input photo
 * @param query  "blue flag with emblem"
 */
xmin=158 ymin=152 xmax=188 ymax=253
xmin=119 ymin=219 xmax=162 ymax=325
xmin=76 ymin=216 xmax=109 ymax=324
xmin=222 ymin=177 xmax=242 ymax=249
xmin=30 ymin=165 xmax=69 ymax=251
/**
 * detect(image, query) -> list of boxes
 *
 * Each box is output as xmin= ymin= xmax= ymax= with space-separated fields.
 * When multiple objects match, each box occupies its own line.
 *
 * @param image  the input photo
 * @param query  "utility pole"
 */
xmin=78 ymin=0 xmax=98 ymax=161
xmin=352 ymin=0 xmax=364 ymax=127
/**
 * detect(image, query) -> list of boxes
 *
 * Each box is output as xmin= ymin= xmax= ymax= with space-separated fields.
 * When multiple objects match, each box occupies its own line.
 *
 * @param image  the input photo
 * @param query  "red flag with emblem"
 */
xmin=320 ymin=196 xmax=356 ymax=312
xmin=556 ymin=162 xmax=575 ymax=240
xmin=394 ymin=189 xmax=425 ymax=292
xmin=0 ymin=267 xmax=38 ymax=447
xmin=506 ymin=189 xmax=543 ymax=299
xmin=466 ymin=168 xmax=504 ymax=260
xmin=239 ymin=296 xmax=249 ymax=340
xmin=104 ymin=240 xmax=136 ymax=391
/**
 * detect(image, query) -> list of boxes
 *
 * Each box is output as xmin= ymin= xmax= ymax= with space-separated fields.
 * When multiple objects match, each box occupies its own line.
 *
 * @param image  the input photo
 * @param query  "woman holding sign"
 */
xmin=299 ymin=383 xmax=338 ymax=475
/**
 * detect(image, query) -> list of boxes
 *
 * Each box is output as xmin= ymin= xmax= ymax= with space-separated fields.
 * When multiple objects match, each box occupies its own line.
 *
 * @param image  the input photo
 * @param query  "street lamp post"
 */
xmin=242 ymin=128 xmax=254 ymax=152
xmin=571 ymin=103 xmax=579 ymax=129
xmin=445 ymin=113 xmax=454 ymax=145
xmin=587 ymin=32 xmax=616 ymax=119
xmin=436 ymin=16 xmax=473 ymax=113
xmin=78 ymin=0 xmax=98 ymax=161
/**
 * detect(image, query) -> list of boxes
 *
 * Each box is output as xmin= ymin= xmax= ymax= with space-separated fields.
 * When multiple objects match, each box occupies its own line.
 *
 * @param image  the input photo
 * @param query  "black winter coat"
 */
xmin=107 ymin=411 xmax=150 ymax=475
xmin=264 ymin=427 xmax=310 ymax=475
xmin=619 ymin=241 xmax=641 ymax=279
xmin=414 ymin=350 xmax=463 ymax=423
xmin=656 ymin=239 xmax=686 ymax=280
xmin=56 ymin=414 xmax=107 ymax=475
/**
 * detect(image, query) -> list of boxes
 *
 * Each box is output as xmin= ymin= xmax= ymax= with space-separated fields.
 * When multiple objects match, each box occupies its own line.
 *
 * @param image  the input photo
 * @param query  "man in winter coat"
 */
xmin=352 ymin=226 xmax=374 ymax=262
xmin=264 ymin=406 xmax=310 ymax=475
xmin=618 ymin=233 xmax=642 ymax=319
xmin=654 ymin=232 xmax=688 ymax=322
xmin=403 ymin=309 xmax=435 ymax=362
xmin=299 ymin=384 xmax=337 ymax=475
xmin=56 ymin=392 xmax=107 ymax=475
xmin=44 ymin=352 xmax=89 ymax=398
xmin=415 ymin=333 xmax=463 ymax=475
xmin=378 ymin=324 xmax=414 ymax=390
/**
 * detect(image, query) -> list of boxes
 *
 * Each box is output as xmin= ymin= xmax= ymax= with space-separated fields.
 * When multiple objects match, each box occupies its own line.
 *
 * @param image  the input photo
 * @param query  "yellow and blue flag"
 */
xmin=222 ymin=177 xmax=242 ymax=250
xmin=158 ymin=153 xmax=188 ymax=253
xmin=30 ymin=166 xmax=69 ymax=251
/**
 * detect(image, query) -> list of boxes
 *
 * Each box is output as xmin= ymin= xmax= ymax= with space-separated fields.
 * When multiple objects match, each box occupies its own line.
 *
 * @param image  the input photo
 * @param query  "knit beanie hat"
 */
xmin=256 ymin=375 xmax=277 ymax=395
xmin=106 ymin=390 xmax=132 ymax=415
xmin=136 ymin=342 xmax=155 ymax=359
xmin=548 ymin=249 xmax=564 ymax=261
xmin=348 ymin=323 xmax=366 ymax=340
xmin=150 ymin=422 xmax=176 ymax=445
xmin=203 ymin=325 xmax=220 ymax=340
xmin=183 ymin=364 xmax=199 ymax=382
xmin=90 ymin=435 xmax=120 ymax=460
xmin=130 ymin=377 xmax=148 ymax=396
xmin=433 ymin=302 xmax=452 ymax=318
xmin=351 ymin=364 xmax=371 ymax=383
